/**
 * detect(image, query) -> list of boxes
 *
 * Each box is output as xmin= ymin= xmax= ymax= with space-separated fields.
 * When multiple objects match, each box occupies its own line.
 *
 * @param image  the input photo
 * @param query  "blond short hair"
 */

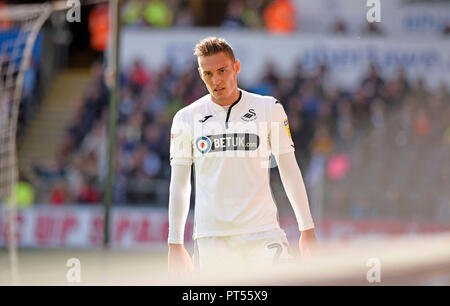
xmin=194 ymin=37 xmax=236 ymax=62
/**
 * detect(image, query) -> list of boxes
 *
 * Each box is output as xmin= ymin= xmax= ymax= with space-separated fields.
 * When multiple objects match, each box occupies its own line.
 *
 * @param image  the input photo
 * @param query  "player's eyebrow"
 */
xmin=203 ymin=66 xmax=228 ymax=74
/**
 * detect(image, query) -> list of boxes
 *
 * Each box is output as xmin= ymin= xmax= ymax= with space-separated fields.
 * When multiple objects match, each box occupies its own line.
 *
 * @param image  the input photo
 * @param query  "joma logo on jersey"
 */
xmin=241 ymin=109 xmax=257 ymax=121
xmin=195 ymin=134 xmax=260 ymax=154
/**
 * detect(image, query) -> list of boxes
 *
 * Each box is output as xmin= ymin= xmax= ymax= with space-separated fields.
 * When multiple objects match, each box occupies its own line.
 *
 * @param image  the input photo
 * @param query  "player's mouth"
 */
xmin=214 ymin=87 xmax=225 ymax=93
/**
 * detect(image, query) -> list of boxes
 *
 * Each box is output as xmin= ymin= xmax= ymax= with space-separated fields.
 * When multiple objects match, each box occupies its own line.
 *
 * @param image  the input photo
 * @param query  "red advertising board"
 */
xmin=0 ymin=206 xmax=449 ymax=248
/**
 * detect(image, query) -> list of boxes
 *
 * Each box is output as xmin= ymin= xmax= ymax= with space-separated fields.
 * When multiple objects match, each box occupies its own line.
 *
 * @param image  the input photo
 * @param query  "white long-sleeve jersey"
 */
xmin=169 ymin=89 xmax=315 ymax=242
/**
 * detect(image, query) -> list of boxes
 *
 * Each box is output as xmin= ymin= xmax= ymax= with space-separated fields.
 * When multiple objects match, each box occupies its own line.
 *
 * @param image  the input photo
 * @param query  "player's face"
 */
xmin=198 ymin=52 xmax=241 ymax=105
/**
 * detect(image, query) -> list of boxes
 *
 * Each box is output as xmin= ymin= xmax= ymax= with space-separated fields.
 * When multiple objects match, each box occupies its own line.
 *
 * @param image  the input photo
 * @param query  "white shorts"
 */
xmin=192 ymin=228 xmax=293 ymax=274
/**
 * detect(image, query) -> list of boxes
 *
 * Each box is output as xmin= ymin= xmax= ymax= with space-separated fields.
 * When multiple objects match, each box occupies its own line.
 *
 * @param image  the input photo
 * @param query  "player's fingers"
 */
xmin=187 ymin=263 xmax=194 ymax=273
xmin=300 ymin=246 xmax=312 ymax=259
xmin=183 ymin=261 xmax=193 ymax=273
xmin=168 ymin=260 xmax=183 ymax=275
xmin=310 ymin=245 xmax=321 ymax=257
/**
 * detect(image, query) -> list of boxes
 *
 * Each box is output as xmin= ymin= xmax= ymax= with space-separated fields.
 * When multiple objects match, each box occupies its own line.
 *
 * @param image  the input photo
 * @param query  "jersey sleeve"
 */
xmin=170 ymin=111 xmax=193 ymax=166
xmin=269 ymin=100 xmax=295 ymax=156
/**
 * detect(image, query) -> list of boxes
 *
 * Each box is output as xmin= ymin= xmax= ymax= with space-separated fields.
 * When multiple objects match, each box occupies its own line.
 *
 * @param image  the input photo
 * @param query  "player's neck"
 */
xmin=212 ymin=88 xmax=241 ymax=107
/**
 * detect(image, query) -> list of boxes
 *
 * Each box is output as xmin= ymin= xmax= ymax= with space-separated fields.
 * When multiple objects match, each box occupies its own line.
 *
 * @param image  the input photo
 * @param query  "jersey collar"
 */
xmin=208 ymin=89 xmax=243 ymax=113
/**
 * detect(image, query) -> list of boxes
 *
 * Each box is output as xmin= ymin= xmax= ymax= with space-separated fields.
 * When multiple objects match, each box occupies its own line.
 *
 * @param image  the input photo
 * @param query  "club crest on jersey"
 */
xmin=195 ymin=136 xmax=212 ymax=154
xmin=241 ymin=109 xmax=257 ymax=122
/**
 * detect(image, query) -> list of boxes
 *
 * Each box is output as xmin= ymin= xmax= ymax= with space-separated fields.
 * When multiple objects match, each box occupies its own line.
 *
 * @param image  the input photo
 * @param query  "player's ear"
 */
xmin=198 ymin=67 xmax=204 ymax=81
xmin=234 ymin=60 xmax=241 ymax=74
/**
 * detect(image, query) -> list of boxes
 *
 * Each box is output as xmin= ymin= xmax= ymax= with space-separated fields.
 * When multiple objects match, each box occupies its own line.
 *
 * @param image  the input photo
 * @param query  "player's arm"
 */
xmin=168 ymin=164 xmax=194 ymax=274
xmin=269 ymin=100 xmax=317 ymax=257
xmin=168 ymin=111 xmax=194 ymax=274
xmin=274 ymin=152 xmax=318 ymax=257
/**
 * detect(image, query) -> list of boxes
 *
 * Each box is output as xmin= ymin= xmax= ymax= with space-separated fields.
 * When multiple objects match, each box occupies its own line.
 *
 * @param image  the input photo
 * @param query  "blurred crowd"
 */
xmin=32 ymin=60 xmax=207 ymax=205
xmin=324 ymin=78 xmax=450 ymax=223
xmin=252 ymin=61 xmax=450 ymax=223
xmin=117 ymin=0 xmax=449 ymax=36
xmin=120 ymin=0 xmax=297 ymax=32
xmin=117 ymin=0 xmax=386 ymax=35
xmin=0 ymin=41 xmax=43 ymax=138
xmin=1 ymin=1 xmax=449 ymax=225
xmin=29 ymin=55 xmax=450 ymax=225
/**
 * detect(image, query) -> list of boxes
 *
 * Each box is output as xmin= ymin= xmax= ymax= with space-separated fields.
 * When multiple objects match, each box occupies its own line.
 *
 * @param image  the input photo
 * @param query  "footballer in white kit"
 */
xmin=167 ymin=37 xmax=317 ymax=274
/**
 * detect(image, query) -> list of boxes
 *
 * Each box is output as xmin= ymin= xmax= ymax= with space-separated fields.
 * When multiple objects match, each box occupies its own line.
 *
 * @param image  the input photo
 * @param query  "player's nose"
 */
xmin=212 ymin=74 xmax=223 ymax=86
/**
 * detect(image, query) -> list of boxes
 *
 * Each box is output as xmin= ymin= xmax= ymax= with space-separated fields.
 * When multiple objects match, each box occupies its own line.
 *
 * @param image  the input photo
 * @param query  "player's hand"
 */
xmin=168 ymin=244 xmax=194 ymax=276
xmin=298 ymin=229 xmax=318 ymax=259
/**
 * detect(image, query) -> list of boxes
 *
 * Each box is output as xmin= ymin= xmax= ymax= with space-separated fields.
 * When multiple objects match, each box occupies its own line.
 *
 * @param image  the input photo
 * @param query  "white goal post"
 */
xmin=0 ymin=2 xmax=53 ymax=285
xmin=0 ymin=0 xmax=112 ymax=285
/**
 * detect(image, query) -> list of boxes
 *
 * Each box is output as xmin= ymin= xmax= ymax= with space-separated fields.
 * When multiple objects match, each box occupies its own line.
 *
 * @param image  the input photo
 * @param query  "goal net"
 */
xmin=0 ymin=2 xmax=53 ymax=285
